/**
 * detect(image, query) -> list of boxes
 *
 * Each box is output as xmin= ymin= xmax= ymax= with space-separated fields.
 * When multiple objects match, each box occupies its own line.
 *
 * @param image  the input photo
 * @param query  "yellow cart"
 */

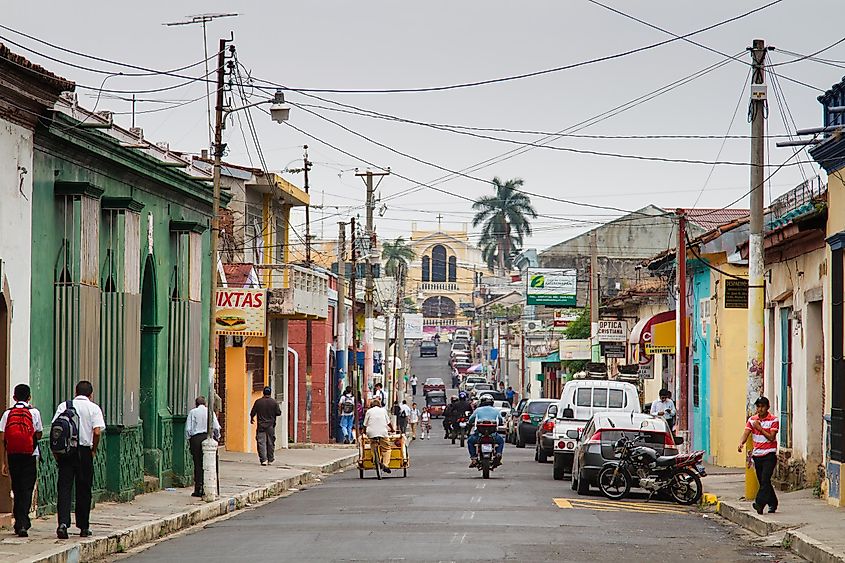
xmin=357 ymin=433 xmax=409 ymax=479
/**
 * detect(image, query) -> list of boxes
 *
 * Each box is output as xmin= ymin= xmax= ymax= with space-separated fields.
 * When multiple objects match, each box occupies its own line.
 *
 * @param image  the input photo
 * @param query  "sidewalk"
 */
xmin=706 ymin=467 xmax=845 ymax=563
xmin=4 ymin=446 xmax=357 ymax=563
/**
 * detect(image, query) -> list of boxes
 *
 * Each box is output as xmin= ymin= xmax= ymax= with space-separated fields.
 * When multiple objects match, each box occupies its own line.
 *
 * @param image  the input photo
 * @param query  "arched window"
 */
xmin=431 ymin=245 xmax=447 ymax=282
xmin=422 ymin=296 xmax=457 ymax=318
xmin=448 ymin=256 xmax=457 ymax=282
xmin=422 ymin=256 xmax=430 ymax=282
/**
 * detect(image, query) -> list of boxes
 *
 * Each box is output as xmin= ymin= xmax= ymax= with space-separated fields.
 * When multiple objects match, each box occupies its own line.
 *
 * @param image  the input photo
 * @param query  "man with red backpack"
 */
xmin=0 ymin=384 xmax=43 ymax=537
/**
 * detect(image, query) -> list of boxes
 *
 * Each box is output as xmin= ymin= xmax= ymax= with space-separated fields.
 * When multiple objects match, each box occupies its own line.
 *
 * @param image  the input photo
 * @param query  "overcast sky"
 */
xmin=6 ymin=1 xmax=842 ymax=256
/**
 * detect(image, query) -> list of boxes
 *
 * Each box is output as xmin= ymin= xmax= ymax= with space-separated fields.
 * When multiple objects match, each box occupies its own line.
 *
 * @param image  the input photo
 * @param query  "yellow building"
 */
xmin=407 ymin=223 xmax=485 ymax=333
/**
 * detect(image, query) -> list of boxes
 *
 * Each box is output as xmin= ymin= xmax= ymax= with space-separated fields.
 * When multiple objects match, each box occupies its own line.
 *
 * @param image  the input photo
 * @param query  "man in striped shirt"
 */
xmin=738 ymin=396 xmax=779 ymax=514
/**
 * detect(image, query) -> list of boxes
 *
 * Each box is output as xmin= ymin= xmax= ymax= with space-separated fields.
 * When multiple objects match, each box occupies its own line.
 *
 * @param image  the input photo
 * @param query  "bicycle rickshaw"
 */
xmin=357 ymin=433 xmax=409 ymax=479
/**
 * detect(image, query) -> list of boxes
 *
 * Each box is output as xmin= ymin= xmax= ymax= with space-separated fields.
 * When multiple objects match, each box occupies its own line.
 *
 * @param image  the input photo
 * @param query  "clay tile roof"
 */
xmin=0 ymin=43 xmax=74 ymax=93
xmin=223 ymin=263 xmax=255 ymax=288
xmin=686 ymin=208 xmax=749 ymax=231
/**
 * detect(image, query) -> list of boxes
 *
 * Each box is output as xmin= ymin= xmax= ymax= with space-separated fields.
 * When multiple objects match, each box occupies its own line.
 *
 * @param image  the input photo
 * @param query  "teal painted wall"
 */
xmin=691 ymin=266 xmax=712 ymax=456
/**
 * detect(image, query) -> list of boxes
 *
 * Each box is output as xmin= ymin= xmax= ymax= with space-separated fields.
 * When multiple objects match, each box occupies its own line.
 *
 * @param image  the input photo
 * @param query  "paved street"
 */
xmin=115 ymin=349 xmax=801 ymax=562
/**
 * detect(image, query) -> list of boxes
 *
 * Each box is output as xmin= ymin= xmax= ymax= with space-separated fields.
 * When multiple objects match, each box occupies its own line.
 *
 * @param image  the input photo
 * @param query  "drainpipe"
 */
xmin=288 ymin=347 xmax=300 ymax=444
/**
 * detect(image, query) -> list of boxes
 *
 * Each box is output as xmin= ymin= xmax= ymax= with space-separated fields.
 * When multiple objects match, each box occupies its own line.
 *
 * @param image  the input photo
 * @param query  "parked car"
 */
xmin=570 ymin=412 xmax=680 ymax=495
xmin=470 ymin=383 xmax=494 ymax=397
xmin=450 ymin=342 xmax=469 ymax=356
xmin=492 ymin=400 xmax=511 ymax=434
xmin=454 ymin=328 xmax=471 ymax=341
xmin=551 ymin=379 xmax=641 ymax=480
xmin=423 ymin=377 xmax=446 ymax=396
xmin=535 ymin=402 xmax=558 ymax=463
xmin=420 ymin=340 xmax=438 ymax=358
xmin=454 ymin=359 xmax=473 ymax=374
xmin=514 ymin=399 xmax=556 ymax=448
xmin=507 ymin=398 xmax=528 ymax=443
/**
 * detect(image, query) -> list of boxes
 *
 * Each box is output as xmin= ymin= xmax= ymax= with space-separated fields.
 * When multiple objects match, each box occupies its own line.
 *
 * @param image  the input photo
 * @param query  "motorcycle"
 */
xmin=597 ymin=433 xmax=706 ymax=505
xmin=451 ymin=411 xmax=471 ymax=447
xmin=473 ymin=422 xmax=501 ymax=479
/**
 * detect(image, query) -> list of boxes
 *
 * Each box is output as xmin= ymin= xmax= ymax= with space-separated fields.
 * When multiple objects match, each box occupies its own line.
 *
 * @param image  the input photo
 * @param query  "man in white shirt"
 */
xmin=650 ymin=389 xmax=677 ymax=431
xmin=410 ymin=375 xmax=418 ymax=396
xmin=185 ymin=396 xmax=221 ymax=497
xmin=362 ymin=398 xmax=394 ymax=473
xmin=0 ymin=384 xmax=43 ymax=537
xmin=51 ymin=380 xmax=106 ymax=539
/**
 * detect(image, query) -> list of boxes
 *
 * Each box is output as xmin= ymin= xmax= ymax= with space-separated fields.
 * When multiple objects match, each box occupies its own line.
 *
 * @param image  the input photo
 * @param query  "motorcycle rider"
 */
xmin=446 ymin=392 xmax=473 ymax=440
xmin=467 ymin=394 xmax=504 ymax=468
xmin=443 ymin=397 xmax=458 ymax=439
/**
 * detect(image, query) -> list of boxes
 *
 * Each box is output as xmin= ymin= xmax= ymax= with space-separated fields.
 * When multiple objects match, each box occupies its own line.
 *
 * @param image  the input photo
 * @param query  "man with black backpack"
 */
xmin=50 ymin=380 xmax=105 ymax=539
xmin=0 ymin=384 xmax=43 ymax=537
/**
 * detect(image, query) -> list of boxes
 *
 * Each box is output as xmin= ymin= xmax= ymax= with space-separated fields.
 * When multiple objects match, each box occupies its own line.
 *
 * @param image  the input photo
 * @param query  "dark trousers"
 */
xmin=189 ymin=433 xmax=207 ymax=495
xmin=57 ymin=446 xmax=94 ymax=530
xmin=412 ymin=385 xmax=417 ymax=395
xmin=8 ymin=454 xmax=36 ymax=532
xmin=753 ymin=452 xmax=778 ymax=509
xmin=256 ymin=429 xmax=276 ymax=463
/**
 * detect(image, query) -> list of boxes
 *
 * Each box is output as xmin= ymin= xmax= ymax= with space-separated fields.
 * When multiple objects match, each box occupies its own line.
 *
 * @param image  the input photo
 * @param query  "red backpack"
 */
xmin=4 ymin=405 xmax=35 ymax=455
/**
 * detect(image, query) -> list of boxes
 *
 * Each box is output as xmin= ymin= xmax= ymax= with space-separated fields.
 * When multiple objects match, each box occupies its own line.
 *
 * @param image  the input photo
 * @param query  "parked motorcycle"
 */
xmin=451 ymin=411 xmax=471 ymax=447
xmin=597 ymin=433 xmax=706 ymax=505
xmin=473 ymin=422 xmax=502 ymax=479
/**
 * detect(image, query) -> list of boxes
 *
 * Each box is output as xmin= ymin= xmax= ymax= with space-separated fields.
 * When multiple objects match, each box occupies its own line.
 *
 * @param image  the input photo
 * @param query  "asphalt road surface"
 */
xmin=117 ymin=344 xmax=801 ymax=562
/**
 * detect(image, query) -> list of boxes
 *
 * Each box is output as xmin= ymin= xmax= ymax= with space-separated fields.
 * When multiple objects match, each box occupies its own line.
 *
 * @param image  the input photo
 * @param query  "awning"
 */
xmin=541 ymin=351 xmax=560 ymax=363
xmin=630 ymin=310 xmax=675 ymax=345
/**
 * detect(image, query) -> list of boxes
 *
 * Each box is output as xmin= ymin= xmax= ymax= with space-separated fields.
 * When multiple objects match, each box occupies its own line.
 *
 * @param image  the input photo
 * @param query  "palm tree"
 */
xmin=472 ymin=177 xmax=537 ymax=274
xmin=381 ymin=237 xmax=416 ymax=278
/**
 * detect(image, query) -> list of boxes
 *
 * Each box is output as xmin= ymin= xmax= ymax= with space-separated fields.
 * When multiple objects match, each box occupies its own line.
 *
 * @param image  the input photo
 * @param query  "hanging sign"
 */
xmin=526 ymin=269 xmax=577 ymax=306
xmin=597 ymin=319 xmax=628 ymax=342
xmin=215 ymin=288 xmax=266 ymax=336
xmin=724 ymin=279 xmax=749 ymax=309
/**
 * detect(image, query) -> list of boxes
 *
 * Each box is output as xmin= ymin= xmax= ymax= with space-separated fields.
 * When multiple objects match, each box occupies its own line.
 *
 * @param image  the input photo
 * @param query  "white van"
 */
xmin=550 ymin=379 xmax=641 ymax=480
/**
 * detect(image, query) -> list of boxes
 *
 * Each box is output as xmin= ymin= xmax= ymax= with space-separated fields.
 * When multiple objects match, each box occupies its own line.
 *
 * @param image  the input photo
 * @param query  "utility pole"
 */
xmin=356 ymin=168 xmax=390 ymax=394
xmin=391 ymin=264 xmax=406 ymax=402
xmin=676 ymin=210 xmax=688 ymax=434
xmin=303 ymin=146 xmax=313 ymax=443
xmin=746 ymin=38 xmax=769 ymax=498
xmin=383 ymin=298 xmax=391 ymax=406
xmin=336 ymin=222 xmax=347 ymax=443
xmin=203 ymin=36 xmax=230 ymax=502
xmin=350 ymin=218 xmax=359 ymax=432
xmin=590 ymin=230 xmax=600 ymax=362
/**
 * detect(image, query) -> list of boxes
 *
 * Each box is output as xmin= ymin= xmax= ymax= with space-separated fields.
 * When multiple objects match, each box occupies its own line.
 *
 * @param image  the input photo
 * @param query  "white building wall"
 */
xmin=0 ymin=119 xmax=34 ymax=396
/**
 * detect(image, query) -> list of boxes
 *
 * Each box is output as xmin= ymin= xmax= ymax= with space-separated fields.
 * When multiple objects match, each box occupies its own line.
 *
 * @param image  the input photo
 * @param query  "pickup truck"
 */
xmin=551 ymin=379 xmax=641 ymax=480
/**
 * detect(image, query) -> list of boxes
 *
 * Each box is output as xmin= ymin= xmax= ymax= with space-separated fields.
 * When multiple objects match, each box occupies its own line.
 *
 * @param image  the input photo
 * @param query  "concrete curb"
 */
xmin=22 ymin=453 xmax=357 ymax=563
xmin=717 ymin=501 xmax=789 ymax=537
xmin=785 ymin=531 xmax=845 ymax=563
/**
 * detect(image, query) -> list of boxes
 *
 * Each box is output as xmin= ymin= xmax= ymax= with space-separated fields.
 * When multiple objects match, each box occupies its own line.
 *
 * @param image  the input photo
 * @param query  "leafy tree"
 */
xmin=472 ymin=177 xmax=537 ymax=274
xmin=381 ymin=237 xmax=415 ymax=278
xmin=562 ymin=308 xmax=590 ymax=374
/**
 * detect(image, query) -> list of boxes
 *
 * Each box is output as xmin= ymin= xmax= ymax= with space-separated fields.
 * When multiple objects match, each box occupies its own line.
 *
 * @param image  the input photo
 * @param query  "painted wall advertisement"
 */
xmin=526 ymin=268 xmax=577 ymax=306
xmin=215 ymin=288 xmax=266 ymax=337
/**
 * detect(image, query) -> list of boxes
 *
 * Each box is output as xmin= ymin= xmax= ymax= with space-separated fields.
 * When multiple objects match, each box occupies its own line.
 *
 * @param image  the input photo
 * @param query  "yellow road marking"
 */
xmin=552 ymin=497 xmax=691 ymax=514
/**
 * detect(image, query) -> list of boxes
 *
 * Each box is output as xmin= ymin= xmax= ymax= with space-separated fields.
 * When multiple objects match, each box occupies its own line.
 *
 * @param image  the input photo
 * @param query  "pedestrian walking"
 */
xmin=420 ymin=408 xmax=432 ymax=439
xmin=408 ymin=402 xmax=421 ymax=440
xmin=505 ymin=386 xmax=516 ymax=405
xmin=738 ymin=396 xmax=779 ymax=514
xmin=369 ymin=383 xmax=386 ymax=407
xmin=338 ymin=386 xmax=355 ymax=444
xmin=410 ymin=374 xmax=418 ymax=396
xmin=498 ymin=381 xmax=505 ymax=393
xmin=50 ymin=380 xmax=105 ymax=539
xmin=398 ymin=400 xmax=411 ymax=436
xmin=250 ymin=386 xmax=282 ymax=465
xmin=0 ymin=384 xmax=42 ymax=537
xmin=185 ymin=396 xmax=220 ymax=498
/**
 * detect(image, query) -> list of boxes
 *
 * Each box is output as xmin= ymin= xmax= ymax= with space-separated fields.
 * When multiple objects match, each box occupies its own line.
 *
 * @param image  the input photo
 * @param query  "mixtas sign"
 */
xmin=526 ymin=268 xmax=577 ymax=306
xmin=215 ymin=288 xmax=267 ymax=337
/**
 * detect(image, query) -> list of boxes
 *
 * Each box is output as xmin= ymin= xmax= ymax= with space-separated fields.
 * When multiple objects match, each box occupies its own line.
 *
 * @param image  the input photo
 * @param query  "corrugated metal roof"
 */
xmin=685 ymin=208 xmax=749 ymax=231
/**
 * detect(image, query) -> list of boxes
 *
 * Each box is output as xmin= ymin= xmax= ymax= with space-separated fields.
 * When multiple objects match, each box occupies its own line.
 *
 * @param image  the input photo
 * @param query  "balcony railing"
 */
xmin=419 ymin=282 xmax=459 ymax=292
xmin=768 ymin=175 xmax=826 ymax=228
xmin=258 ymin=264 xmax=329 ymax=319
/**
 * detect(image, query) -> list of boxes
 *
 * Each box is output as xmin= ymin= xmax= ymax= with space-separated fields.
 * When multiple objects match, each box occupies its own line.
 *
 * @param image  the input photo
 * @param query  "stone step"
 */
xmin=143 ymin=475 xmax=161 ymax=494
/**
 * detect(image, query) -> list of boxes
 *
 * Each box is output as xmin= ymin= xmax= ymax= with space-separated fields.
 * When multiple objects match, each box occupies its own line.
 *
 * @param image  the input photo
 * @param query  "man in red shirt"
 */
xmin=738 ymin=396 xmax=779 ymax=514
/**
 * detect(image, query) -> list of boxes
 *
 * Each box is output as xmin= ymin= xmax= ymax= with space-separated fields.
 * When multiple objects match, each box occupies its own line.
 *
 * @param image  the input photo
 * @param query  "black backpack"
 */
xmin=50 ymin=400 xmax=80 ymax=456
xmin=341 ymin=397 xmax=354 ymax=414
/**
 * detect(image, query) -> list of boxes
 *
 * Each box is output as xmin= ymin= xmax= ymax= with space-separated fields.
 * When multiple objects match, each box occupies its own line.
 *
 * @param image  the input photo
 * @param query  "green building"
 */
xmin=30 ymin=100 xmax=221 ymax=513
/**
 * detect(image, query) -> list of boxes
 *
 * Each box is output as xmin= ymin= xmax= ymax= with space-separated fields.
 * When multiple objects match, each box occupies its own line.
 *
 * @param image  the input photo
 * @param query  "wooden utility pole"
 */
xmin=355 ymin=168 xmax=389 ymax=393
xmin=303 ymin=146 xmax=313 ymax=443
xmin=391 ymin=264 xmax=406 ymax=401
xmin=590 ymin=231 xmax=600 ymax=362
xmin=203 ymin=36 xmax=230 ymax=502
xmin=746 ymin=38 xmax=769 ymax=498
xmin=350 ymin=218 xmax=359 ymax=430
xmin=676 ymin=210 xmax=688 ymax=433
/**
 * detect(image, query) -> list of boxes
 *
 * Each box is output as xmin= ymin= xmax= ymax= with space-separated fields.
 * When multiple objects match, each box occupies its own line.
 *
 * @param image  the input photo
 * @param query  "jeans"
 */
xmin=256 ymin=429 xmax=276 ymax=463
xmin=57 ymin=446 xmax=94 ymax=530
xmin=753 ymin=452 xmax=778 ymax=509
xmin=467 ymin=431 xmax=504 ymax=458
xmin=8 ymin=454 xmax=36 ymax=532
xmin=189 ymin=433 xmax=207 ymax=495
xmin=412 ymin=385 xmax=417 ymax=395
xmin=340 ymin=415 xmax=354 ymax=442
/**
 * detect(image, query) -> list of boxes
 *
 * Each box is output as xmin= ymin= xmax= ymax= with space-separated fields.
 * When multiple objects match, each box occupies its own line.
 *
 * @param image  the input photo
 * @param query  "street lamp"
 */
xmin=204 ymin=41 xmax=291 ymax=502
